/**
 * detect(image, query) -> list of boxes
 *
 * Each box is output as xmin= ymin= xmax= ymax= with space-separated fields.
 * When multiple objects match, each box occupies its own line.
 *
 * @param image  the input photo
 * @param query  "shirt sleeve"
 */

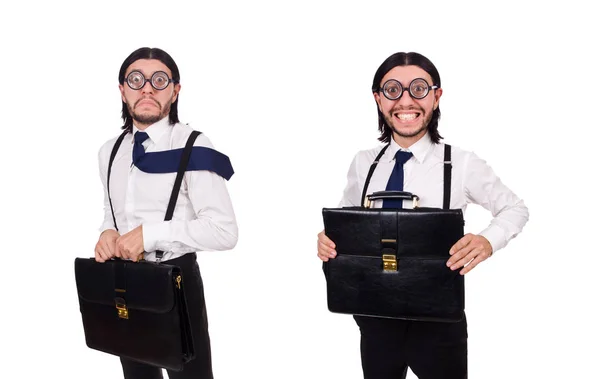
xmin=463 ymin=152 xmax=529 ymax=253
xmin=142 ymin=142 xmax=238 ymax=253
xmin=98 ymin=142 xmax=117 ymax=233
xmin=338 ymin=152 xmax=363 ymax=207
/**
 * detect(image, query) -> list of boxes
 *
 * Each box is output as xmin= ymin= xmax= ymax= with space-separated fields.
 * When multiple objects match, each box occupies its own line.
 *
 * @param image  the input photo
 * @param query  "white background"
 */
xmin=1 ymin=1 xmax=598 ymax=378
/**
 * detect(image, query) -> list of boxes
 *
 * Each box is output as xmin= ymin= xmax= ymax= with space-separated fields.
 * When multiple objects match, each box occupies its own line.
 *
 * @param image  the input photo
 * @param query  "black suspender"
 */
xmin=361 ymin=143 xmax=453 ymax=209
xmin=164 ymin=131 xmax=201 ymax=222
xmin=107 ymin=130 xmax=129 ymax=232
xmin=443 ymin=144 xmax=452 ymax=210
xmin=360 ymin=145 xmax=389 ymax=207
xmin=106 ymin=130 xmax=202 ymax=261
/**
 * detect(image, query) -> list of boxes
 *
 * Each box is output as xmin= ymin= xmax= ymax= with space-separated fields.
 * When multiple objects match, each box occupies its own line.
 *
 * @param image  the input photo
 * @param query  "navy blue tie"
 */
xmin=382 ymin=150 xmax=413 ymax=208
xmin=131 ymin=131 xmax=234 ymax=180
xmin=133 ymin=131 xmax=149 ymax=165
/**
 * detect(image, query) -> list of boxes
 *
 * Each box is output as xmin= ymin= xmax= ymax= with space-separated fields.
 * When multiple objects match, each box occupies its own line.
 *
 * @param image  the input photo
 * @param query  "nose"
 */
xmin=396 ymin=90 xmax=416 ymax=106
xmin=140 ymin=80 xmax=155 ymax=94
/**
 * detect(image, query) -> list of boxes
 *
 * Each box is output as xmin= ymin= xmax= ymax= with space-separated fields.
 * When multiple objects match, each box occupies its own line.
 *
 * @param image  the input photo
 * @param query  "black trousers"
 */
xmin=354 ymin=315 xmax=467 ymax=379
xmin=120 ymin=253 xmax=213 ymax=379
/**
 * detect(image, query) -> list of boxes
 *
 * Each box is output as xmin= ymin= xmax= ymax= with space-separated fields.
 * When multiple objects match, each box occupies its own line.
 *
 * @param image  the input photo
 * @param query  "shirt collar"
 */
xmin=132 ymin=116 xmax=170 ymax=144
xmin=384 ymin=133 xmax=434 ymax=164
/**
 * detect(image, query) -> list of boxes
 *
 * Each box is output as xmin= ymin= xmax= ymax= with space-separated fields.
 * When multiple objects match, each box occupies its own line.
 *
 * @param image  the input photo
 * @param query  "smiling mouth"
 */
xmin=393 ymin=112 xmax=420 ymax=122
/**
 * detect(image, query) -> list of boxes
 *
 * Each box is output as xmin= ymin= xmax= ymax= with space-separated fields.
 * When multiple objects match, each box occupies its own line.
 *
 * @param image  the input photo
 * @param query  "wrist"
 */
xmin=101 ymin=228 xmax=118 ymax=237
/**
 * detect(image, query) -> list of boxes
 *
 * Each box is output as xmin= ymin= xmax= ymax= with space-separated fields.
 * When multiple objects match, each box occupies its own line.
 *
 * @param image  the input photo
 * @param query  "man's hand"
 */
xmin=317 ymin=230 xmax=337 ymax=262
xmin=116 ymin=225 xmax=145 ymax=262
xmin=447 ymin=233 xmax=493 ymax=275
xmin=95 ymin=229 xmax=120 ymax=262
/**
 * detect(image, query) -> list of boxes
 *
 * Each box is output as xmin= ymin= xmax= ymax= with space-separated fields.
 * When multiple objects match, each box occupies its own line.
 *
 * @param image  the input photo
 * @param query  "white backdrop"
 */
xmin=1 ymin=1 xmax=598 ymax=378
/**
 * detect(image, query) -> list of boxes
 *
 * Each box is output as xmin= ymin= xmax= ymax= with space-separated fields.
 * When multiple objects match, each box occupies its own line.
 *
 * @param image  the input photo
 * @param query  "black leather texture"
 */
xmin=74 ymin=258 xmax=194 ymax=371
xmin=322 ymin=207 xmax=465 ymax=322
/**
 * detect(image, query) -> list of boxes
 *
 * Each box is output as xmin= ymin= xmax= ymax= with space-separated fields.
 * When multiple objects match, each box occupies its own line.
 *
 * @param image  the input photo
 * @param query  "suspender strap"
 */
xmin=361 ymin=145 xmax=389 ymax=208
xmin=164 ymin=130 xmax=201 ymax=221
xmin=155 ymin=130 xmax=202 ymax=261
xmin=107 ymin=130 xmax=129 ymax=232
xmin=443 ymin=144 xmax=452 ymax=210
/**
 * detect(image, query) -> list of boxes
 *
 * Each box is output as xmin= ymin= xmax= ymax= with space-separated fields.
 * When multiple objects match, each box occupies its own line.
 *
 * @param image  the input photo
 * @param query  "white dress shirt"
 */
xmin=98 ymin=117 xmax=238 ymax=261
xmin=339 ymin=133 xmax=529 ymax=253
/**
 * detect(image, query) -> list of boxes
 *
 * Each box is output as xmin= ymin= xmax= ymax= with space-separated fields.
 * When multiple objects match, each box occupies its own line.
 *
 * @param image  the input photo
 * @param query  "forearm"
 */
xmin=479 ymin=198 xmax=529 ymax=252
xmin=143 ymin=216 xmax=238 ymax=253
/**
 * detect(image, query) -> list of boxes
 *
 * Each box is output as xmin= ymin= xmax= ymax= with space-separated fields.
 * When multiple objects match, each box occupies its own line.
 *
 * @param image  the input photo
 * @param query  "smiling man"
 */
xmin=317 ymin=52 xmax=529 ymax=378
xmin=94 ymin=47 xmax=237 ymax=379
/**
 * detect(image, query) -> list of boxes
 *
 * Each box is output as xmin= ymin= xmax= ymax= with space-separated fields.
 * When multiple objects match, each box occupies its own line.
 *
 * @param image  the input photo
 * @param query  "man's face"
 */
xmin=119 ymin=59 xmax=180 ymax=129
xmin=374 ymin=65 xmax=442 ymax=145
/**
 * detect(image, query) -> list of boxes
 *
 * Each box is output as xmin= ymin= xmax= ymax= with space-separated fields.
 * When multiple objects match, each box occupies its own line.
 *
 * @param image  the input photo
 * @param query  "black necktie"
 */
xmin=382 ymin=150 xmax=413 ymax=208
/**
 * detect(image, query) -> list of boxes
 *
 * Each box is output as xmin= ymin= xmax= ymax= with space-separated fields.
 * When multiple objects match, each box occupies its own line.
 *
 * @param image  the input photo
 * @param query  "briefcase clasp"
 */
xmin=382 ymin=254 xmax=397 ymax=272
xmin=115 ymin=298 xmax=129 ymax=320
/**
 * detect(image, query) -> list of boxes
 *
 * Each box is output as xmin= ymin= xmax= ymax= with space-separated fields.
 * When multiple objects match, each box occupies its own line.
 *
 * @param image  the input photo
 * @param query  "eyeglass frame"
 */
xmin=378 ymin=78 xmax=439 ymax=100
xmin=125 ymin=70 xmax=179 ymax=91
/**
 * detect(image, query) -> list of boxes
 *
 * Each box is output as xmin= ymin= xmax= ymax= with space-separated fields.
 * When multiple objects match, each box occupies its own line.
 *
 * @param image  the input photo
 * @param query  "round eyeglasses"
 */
xmin=126 ymin=70 xmax=178 ymax=91
xmin=379 ymin=78 xmax=438 ymax=100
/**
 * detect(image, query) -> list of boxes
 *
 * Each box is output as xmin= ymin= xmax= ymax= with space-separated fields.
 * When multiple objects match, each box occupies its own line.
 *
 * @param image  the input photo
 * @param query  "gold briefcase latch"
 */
xmin=115 ymin=298 xmax=129 ymax=320
xmin=382 ymin=254 xmax=397 ymax=272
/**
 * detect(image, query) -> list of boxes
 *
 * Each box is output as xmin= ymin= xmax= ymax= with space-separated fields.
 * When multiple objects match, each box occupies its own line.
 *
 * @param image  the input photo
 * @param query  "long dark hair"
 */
xmin=371 ymin=52 xmax=442 ymax=143
xmin=118 ymin=47 xmax=180 ymax=132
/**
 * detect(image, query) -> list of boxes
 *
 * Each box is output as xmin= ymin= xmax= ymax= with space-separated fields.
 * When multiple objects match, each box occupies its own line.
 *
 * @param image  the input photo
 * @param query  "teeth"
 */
xmin=395 ymin=113 xmax=417 ymax=120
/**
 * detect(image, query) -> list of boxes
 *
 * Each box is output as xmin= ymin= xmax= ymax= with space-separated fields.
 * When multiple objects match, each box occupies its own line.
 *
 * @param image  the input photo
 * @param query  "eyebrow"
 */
xmin=127 ymin=69 xmax=149 ymax=76
xmin=127 ymin=69 xmax=170 ymax=77
xmin=384 ymin=78 xmax=432 ymax=85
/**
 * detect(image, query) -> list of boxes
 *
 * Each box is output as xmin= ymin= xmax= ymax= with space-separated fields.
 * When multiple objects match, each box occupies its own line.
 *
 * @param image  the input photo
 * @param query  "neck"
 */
xmin=392 ymin=131 xmax=426 ymax=149
xmin=133 ymin=121 xmax=151 ymax=131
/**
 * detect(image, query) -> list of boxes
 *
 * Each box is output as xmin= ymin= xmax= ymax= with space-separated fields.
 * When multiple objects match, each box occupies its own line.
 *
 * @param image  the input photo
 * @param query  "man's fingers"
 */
xmin=460 ymin=255 xmax=484 ymax=275
xmin=447 ymin=244 xmax=473 ymax=267
xmin=449 ymin=249 xmax=478 ymax=271
xmin=319 ymin=246 xmax=336 ymax=259
xmin=94 ymin=249 xmax=105 ymax=263
xmin=318 ymin=240 xmax=336 ymax=254
xmin=96 ymin=244 xmax=110 ymax=262
xmin=317 ymin=251 xmax=330 ymax=262
xmin=449 ymin=233 xmax=473 ymax=255
xmin=102 ymin=240 xmax=116 ymax=258
xmin=103 ymin=237 xmax=114 ymax=256
xmin=317 ymin=231 xmax=337 ymax=261
xmin=318 ymin=231 xmax=336 ymax=248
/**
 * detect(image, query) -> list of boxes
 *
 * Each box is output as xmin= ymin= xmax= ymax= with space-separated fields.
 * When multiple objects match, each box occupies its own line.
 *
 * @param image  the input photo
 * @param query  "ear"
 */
xmin=433 ymin=87 xmax=443 ymax=110
xmin=373 ymin=92 xmax=383 ymax=113
xmin=171 ymin=83 xmax=181 ymax=104
xmin=119 ymin=84 xmax=126 ymax=103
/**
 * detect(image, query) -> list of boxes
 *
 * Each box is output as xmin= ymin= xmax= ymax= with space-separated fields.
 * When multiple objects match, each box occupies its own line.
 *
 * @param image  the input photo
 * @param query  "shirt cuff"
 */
xmin=99 ymin=223 xmax=117 ymax=234
xmin=142 ymin=221 xmax=171 ymax=252
xmin=478 ymin=224 xmax=507 ymax=254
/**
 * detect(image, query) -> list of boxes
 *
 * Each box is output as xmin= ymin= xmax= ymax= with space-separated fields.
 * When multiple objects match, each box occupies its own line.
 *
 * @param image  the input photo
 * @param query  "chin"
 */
xmin=391 ymin=123 xmax=427 ymax=139
xmin=133 ymin=113 xmax=161 ymax=125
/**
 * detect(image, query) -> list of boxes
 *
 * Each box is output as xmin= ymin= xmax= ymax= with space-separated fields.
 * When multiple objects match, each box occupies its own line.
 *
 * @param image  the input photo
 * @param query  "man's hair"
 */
xmin=371 ymin=52 xmax=442 ymax=144
xmin=118 ymin=47 xmax=180 ymax=131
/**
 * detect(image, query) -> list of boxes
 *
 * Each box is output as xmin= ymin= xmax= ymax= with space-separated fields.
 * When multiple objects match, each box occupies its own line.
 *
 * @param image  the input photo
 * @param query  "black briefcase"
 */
xmin=74 ymin=258 xmax=194 ymax=371
xmin=322 ymin=191 xmax=465 ymax=322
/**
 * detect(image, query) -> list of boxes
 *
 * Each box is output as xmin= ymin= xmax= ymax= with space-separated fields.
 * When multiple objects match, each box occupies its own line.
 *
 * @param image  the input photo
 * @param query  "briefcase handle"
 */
xmin=364 ymin=191 xmax=420 ymax=208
